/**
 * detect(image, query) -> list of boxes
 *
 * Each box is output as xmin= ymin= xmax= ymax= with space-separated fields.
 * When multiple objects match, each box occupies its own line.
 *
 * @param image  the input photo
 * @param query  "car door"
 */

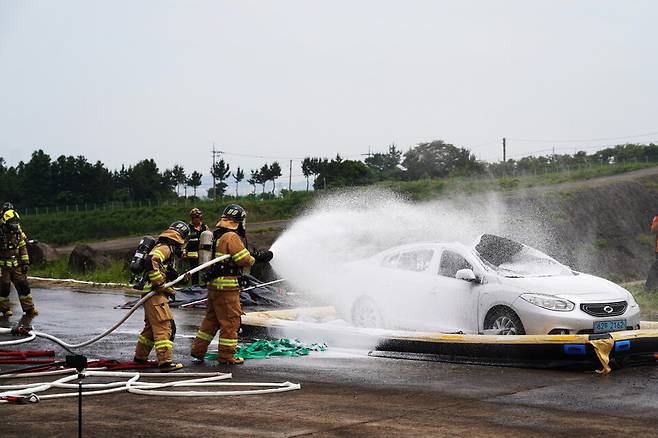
xmin=426 ymin=249 xmax=481 ymax=333
xmin=378 ymin=247 xmax=438 ymax=329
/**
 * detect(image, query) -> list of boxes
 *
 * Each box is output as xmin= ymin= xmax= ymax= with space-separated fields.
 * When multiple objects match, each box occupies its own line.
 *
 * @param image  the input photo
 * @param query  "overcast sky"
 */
xmin=1 ymin=0 xmax=657 ymax=188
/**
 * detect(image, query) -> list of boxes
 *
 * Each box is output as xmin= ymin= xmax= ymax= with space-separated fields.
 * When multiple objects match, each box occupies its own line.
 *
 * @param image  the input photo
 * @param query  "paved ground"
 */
xmin=2 ymin=288 xmax=658 ymax=437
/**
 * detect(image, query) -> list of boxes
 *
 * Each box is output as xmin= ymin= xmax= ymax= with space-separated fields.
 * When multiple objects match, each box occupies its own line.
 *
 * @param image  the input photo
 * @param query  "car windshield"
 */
xmin=474 ymin=234 xmax=572 ymax=277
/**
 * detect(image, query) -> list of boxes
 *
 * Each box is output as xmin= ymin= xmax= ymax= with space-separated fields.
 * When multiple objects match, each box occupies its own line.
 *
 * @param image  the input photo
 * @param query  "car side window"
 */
xmin=382 ymin=253 xmax=400 ymax=268
xmin=396 ymin=249 xmax=434 ymax=272
xmin=439 ymin=250 xmax=473 ymax=278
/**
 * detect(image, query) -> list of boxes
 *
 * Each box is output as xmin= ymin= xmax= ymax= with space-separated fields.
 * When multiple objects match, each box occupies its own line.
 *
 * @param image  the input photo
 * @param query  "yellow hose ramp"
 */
xmin=242 ymin=307 xmax=658 ymax=374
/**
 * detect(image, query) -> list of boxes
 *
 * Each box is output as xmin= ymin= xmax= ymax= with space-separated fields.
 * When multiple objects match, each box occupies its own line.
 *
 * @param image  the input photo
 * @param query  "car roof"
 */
xmin=378 ymin=241 xmax=474 ymax=255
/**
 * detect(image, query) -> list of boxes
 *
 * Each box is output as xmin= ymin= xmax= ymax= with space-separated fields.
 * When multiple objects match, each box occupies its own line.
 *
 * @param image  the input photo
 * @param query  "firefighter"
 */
xmin=183 ymin=208 xmax=208 ymax=286
xmin=133 ymin=220 xmax=190 ymax=372
xmin=0 ymin=209 xmax=37 ymax=316
xmin=646 ymin=214 xmax=658 ymax=291
xmin=190 ymin=204 xmax=273 ymax=364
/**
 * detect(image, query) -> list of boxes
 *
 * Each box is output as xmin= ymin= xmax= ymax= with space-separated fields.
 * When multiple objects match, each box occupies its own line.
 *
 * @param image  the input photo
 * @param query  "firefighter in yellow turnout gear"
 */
xmin=0 ymin=209 xmax=37 ymax=316
xmin=191 ymin=204 xmax=273 ymax=364
xmin=183 ymin=208 xmax=208 ymax=286
xmin=133 ymin=221 xmax=190 ymax=372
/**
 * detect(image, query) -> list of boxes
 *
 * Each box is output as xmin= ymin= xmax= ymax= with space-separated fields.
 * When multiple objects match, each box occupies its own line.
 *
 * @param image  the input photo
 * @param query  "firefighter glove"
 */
xmin=252 ymin=249 xmax=274 ymax=264
xmin=21 ymin=264 xmax=29 ymax=274
xmin=157 ymin=286 xmax=176 ymax=298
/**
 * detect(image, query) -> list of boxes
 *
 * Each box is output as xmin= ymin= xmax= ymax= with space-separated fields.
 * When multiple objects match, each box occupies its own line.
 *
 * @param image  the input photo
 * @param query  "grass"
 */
xmin=22 ymin=191 xmax=314 ymax=246
xmin=621 ymin=281 xmax=658 ymax=319
xmin=30 ymin=257 xmax=130 ymax=284
xmin=382 ymin=161 xmax=658 ymax=201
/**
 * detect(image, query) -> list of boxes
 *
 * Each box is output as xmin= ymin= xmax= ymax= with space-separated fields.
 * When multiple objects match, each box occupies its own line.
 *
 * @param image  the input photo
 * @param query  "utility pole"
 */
xmin=502 ymin=137 xmax=506 ymax=162
xmin=211 ymin=143 xmax=224 ymax=202
xmin=288 ymin=160 xmax=292 ymax=192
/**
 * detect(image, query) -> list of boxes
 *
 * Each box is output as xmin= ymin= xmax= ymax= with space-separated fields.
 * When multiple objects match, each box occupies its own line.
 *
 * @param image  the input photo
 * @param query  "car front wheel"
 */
xmin=484 ymin=307 xmax=526 ymax=335
xmin=351 ymin=297 xmax=384 ymax=328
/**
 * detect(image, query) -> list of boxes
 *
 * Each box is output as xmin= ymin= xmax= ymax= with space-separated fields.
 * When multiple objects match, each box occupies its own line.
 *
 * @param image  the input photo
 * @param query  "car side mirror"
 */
xmin=455 ymin=269 xmax=477 ymax=282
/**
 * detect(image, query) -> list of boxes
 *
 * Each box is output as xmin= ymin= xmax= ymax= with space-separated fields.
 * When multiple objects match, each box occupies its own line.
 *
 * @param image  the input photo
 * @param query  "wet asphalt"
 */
xmin=2 ymin=288 xmax=658 ymax=437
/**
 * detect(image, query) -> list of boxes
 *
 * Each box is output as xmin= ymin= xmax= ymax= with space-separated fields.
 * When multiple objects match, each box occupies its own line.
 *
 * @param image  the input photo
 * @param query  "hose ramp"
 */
xmin=241 ymin=307 xmax=658 ymax=374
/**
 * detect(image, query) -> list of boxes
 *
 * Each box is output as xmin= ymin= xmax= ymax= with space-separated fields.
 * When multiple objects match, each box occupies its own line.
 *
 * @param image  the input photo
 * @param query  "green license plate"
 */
xmin=593 ymin=319 xmax=626 ymax=333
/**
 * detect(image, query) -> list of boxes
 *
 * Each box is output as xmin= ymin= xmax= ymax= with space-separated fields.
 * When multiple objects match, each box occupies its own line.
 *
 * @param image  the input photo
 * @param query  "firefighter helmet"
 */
xmin=216 ymin=204 xmax=246 ymax=230
xmin=159 ymin=220 xmax=190 ymax=246
xmin=189 ymin=207 xmax=202 ymax=218
xmin=1 ymin=209 xmax=20 ymax=232
xmin=1 ymin=202 xmax=14 ymax=214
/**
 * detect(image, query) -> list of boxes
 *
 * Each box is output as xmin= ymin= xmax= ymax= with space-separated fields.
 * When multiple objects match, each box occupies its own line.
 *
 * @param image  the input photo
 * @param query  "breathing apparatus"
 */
xmin=129 ymin=236 xmax=157 ymax=290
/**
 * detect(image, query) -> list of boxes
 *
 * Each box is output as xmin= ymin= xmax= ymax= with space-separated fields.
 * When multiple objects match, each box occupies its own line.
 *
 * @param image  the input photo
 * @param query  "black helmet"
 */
xmin=159 ymin=220 xmax=190 ymax=246
xmin=222 ymin=204 xmax=246 ymax=224
xmin=1 ymin=202 xmax=14 ymax=213
xmin=169 ymin=220 xmax=190 ymax=239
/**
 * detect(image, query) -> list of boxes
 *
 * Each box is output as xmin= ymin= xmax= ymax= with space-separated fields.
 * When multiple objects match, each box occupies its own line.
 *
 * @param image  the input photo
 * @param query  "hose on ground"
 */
xmin=0 ymin=370 xmax=301 ymax=402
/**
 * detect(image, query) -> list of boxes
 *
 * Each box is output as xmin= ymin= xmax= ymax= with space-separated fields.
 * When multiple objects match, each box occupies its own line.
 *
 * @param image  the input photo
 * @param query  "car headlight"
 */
xmin=627 ymin=293 xmax=639 ymax=308
xmin=520 ymin=293 xmax=575 ymax=312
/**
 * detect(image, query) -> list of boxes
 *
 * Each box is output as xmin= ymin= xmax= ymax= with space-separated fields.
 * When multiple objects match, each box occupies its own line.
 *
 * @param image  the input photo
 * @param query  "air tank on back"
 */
xmin=198 ymin=230 xmax=213 ymax=265
xmin=129 ymin=235 xmax=157 ymax=275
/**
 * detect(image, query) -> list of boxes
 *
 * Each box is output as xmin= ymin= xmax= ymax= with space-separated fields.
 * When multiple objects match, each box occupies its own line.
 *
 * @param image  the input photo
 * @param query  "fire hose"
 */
xmin=180 ymin=278 xmax=288 ymax=308
xmin=0 ymin=255 xmax=230 ymax=350
xmin=0 ymin=370 xmax=301 ymax=402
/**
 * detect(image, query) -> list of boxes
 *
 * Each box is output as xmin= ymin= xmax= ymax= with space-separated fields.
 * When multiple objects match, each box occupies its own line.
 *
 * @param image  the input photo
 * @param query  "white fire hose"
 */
xmin=0 ymin=255 xmax=230 ymax=349
xmin=0 ymin=370 xmax=301 ymax=402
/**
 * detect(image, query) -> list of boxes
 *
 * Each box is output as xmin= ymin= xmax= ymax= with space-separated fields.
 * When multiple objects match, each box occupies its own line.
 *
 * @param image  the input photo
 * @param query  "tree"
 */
xmin=233 ymin=167 xmax=244 ymax=197
xmin=172 ymin=165 xmax=187 ymax=196
xmin=210 ymin=159 xmax=231 ymax=200
xmin=301 ymin=158 xmax=313 ymax=191
xmin=311 ymin=156 xmax=374 ymax=190
xmin=20 ymin=149 xmax=53 ymax=206
xmin=402 ymin=140 xmax=482 ymax=180
xmin=187 ymin=171 xmax=203 ymax=197
xmin=247 ymin=170 xmax=258 ymax=195
xmin=268 ymin=161 xmax=282 ymax=194
xmin=257 ymin=164 xmax=269 ymax=194
xmin=365 ymin=144 xmax=402 ymax=180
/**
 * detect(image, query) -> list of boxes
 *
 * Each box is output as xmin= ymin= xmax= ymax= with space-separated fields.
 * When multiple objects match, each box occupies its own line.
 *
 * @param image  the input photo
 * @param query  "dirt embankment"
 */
xmin=495 ymin=172 xmax=658 ymax=281
xmin=54 ymin=219 xmax=289 ymax=260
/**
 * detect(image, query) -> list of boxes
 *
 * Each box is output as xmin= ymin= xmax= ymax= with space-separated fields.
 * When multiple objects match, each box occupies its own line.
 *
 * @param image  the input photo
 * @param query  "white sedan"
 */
xmin=339 ymin=234 xmax=641 ymax=335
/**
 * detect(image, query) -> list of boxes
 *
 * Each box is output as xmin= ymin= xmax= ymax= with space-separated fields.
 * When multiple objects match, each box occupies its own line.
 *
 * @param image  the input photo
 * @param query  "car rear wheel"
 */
xmin=351 ymin=297 xmax=384 ymax=328
xmin=484 ymin=307 xmax=525 ymax=335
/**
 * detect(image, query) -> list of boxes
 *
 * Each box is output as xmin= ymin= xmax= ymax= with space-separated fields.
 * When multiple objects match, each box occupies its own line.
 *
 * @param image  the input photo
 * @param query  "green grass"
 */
xmin=30 ymin=257 xmax=130 ymax=284
xmin=383 ymin=161 xmax=658 ymax=201
xmin=22 ymin=191 xmax=314 ymax=246
xmin=20 ymin=161 xmax=658 ymax=244
xmin=622 ymin=281 xmax=658 ymax=318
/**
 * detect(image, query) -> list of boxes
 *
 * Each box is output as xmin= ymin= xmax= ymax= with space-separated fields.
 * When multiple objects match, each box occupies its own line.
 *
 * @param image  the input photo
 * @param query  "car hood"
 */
xmin=498 ymin=273 xmax=630 ymax=302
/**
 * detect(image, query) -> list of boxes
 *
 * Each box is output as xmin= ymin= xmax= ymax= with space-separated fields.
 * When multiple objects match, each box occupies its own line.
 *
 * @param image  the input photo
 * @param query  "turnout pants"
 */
xmin=134 ymin=293 xmax=175 ymax=365
xmin=191 ymin=289 xmax=242 ymax=361
xmin=0 ymin=267 xmax=35 ymax=314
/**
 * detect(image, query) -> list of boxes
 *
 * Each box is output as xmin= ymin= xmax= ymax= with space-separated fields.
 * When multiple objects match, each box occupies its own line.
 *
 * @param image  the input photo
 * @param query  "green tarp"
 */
xmin=204 ymin=339 xmax=327 ymax=360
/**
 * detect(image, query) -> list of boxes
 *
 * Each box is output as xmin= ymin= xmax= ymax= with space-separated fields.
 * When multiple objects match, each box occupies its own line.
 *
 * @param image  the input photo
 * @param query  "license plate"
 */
xmin=593 ymin=319 xmax=626 ymax=333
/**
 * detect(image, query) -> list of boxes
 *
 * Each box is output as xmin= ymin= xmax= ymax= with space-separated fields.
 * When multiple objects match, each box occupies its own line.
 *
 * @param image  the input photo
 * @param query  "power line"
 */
xmin=508 ymin=130 xmax=658 ymax=144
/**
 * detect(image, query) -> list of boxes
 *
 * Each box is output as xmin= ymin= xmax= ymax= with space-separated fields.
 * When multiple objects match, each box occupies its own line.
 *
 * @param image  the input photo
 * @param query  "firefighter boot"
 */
xmin=218 ymin=356 xmax=245 ymax=365
xmin=0 ymin=282 xmax=12 ymax=316
xmin=218 ymin=345 xmax=244 ymax=365
xmin=159 ymin=362 xmax=184 ymax=372
xmin=16 ymin=281 xmax=37 ymax=315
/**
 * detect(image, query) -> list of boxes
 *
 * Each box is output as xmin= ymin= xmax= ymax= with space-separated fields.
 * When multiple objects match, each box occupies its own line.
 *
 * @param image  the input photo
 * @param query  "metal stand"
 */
xmin=66 ymin=355 xmax=87 ymax=438
xmin=77 ymin=372 xmax=83 ymax=438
